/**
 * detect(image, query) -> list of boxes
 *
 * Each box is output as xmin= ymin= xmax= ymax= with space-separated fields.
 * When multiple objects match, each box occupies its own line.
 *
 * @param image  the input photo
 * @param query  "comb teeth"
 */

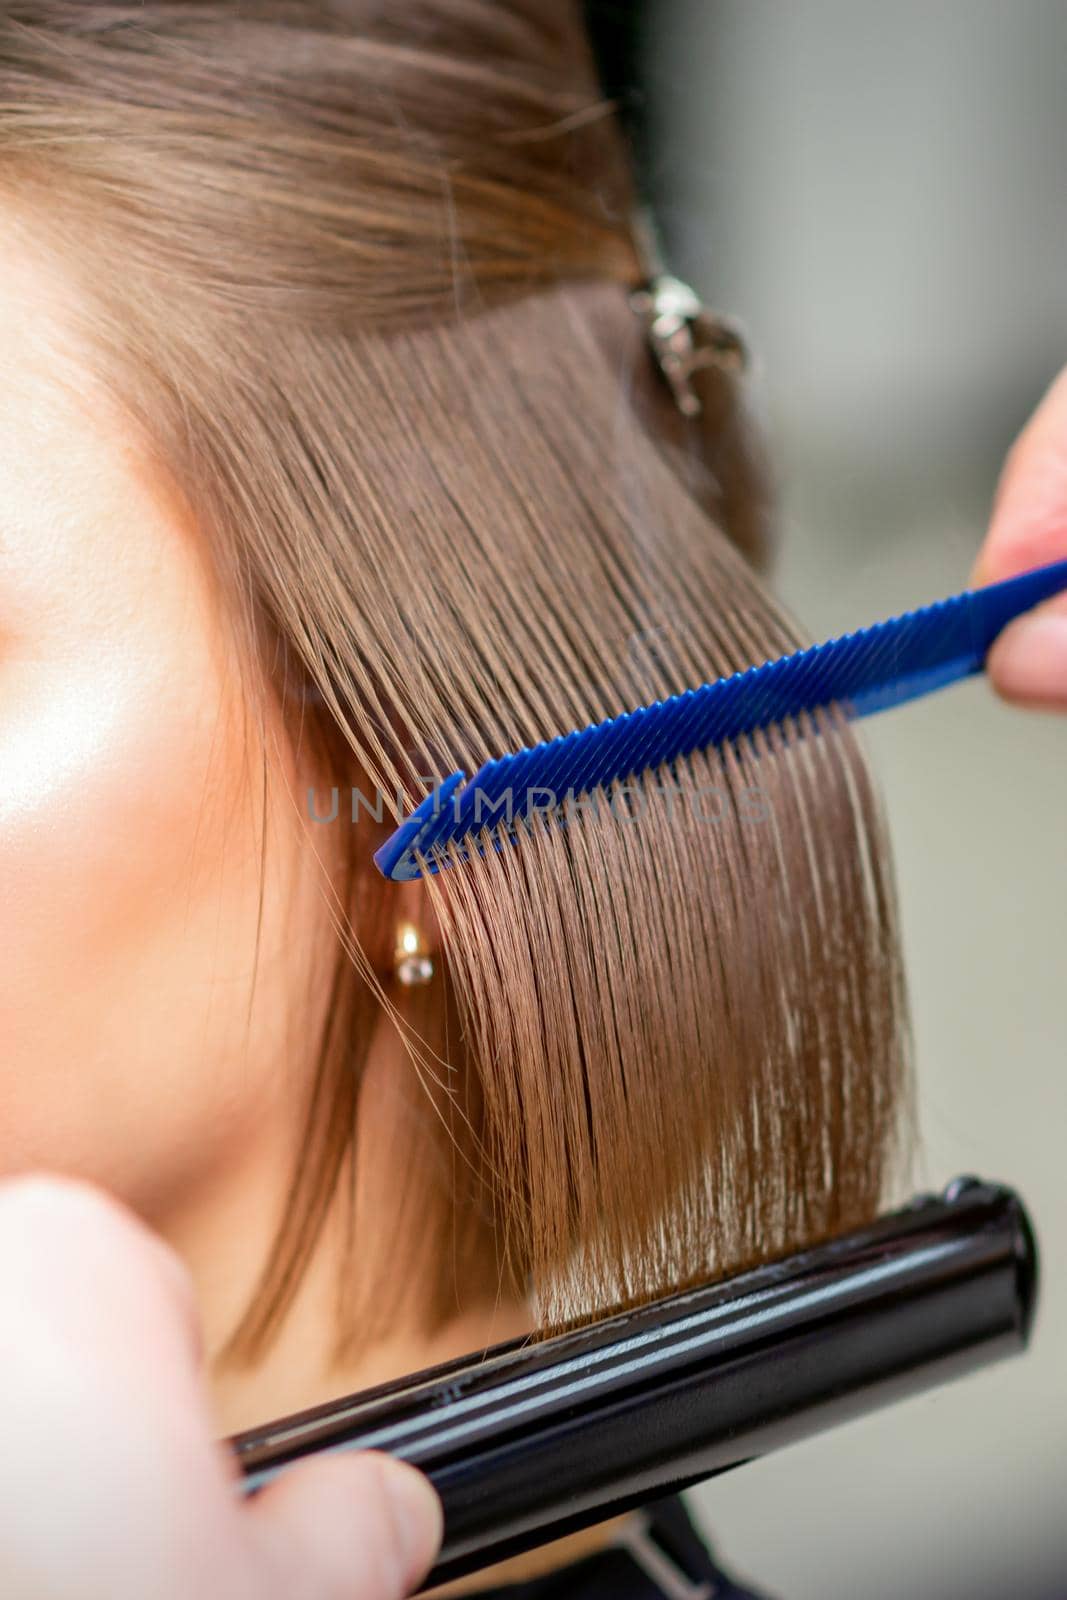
xmin=374 ymin=558 xmax=1067 ymax=880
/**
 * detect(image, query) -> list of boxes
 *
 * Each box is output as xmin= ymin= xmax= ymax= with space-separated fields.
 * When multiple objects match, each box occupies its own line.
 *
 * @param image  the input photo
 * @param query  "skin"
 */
xmin=0 ymin=214 xmax=345 ymax=1412
xmin=0 ymin=1175 xmax=443 ymax=1600
xmin=974 ymin=364 xmax=1067 ymax=708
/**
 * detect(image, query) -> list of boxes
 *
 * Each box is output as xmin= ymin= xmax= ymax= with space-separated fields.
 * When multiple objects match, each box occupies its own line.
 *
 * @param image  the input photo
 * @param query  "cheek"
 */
xmin=0 ymin=252 xmax=320 ymax=1209
xmin=0 ymin=535 xmax=284 ymax=1202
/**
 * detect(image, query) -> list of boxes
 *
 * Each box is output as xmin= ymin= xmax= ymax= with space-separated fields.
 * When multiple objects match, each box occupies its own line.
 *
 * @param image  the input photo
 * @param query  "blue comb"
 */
xmin=375 ymin=558 xmax=1067 ymax=881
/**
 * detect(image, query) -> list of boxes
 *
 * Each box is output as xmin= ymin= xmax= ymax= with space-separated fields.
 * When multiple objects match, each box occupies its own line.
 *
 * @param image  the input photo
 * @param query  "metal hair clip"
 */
xmin=628 ymin=206 xmax=749 ymax=419
xmin=630 ymin=274 xmax=749 ymax=419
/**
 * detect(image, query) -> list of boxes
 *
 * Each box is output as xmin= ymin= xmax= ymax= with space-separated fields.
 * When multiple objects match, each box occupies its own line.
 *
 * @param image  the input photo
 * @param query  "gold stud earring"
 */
xmin=394 ymin=921 xmax=434 ymax=987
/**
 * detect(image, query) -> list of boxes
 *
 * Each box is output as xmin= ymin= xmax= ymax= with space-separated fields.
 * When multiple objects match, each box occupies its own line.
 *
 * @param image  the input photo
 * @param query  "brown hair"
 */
xmin=0 ymin=0 xmax=910 ymax=1355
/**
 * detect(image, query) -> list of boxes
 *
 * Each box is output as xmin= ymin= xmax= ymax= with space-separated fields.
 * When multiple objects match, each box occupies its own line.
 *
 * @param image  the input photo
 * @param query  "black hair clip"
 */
xmin=232 ymin=1176 xmax=1037 ymax=1592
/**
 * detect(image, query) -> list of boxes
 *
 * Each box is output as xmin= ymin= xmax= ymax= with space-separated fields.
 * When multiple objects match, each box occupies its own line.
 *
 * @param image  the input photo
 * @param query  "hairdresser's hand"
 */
xmin=0 ymin=1176 xmax=441 ymax=1600
xmin=973 ymin=365 xmax=1067 ymax=709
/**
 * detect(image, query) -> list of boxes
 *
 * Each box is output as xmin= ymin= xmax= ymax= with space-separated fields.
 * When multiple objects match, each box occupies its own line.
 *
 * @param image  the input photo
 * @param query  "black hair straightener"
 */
xmin=231 ymin=1177 xmax=1037 ymax=1592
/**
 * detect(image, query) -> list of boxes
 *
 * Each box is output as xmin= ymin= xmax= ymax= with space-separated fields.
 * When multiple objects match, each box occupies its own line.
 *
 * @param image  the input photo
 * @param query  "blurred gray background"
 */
xmin=644 ymin=3 xmax=1067 ymax=1597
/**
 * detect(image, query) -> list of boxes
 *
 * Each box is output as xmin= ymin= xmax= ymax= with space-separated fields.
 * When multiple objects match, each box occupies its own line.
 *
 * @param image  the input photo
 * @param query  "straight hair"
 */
xmin=0 ymin=0 xmax=911 ymax=1356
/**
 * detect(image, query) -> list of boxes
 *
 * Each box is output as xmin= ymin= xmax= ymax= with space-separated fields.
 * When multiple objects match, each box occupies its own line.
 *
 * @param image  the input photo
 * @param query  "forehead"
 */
xmin=0 ymin=205 xmax=167 ymax=595
xmin=0 ymin=207 xmax=113 ymax=515
xmin=0 ymin=221 xmax=200 ymax=716
xmin=0 ymin=201 xmax=84 ymax=394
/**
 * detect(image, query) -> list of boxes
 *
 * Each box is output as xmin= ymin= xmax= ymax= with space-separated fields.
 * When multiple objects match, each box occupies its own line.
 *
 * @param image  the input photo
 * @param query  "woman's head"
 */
xmin=0 ymin=1 xmax=909 ymax=1365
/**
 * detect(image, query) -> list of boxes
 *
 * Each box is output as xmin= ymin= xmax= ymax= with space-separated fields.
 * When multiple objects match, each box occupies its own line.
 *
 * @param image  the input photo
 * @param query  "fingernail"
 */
xmin=989 ymin=613 xmax=1067 ymax=707
xmin=378 ymin=1458 xmax=444 ymax=1590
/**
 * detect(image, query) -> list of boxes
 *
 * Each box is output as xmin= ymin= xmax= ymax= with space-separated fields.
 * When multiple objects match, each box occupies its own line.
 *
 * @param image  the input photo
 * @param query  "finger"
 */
xmin=985 ymin=605 xmax=1067 ymax=709
xmin=0 ymin=1174 xmax=202 ymax=1372
xmin=244 ymin=1452 xmax=443 ymax=1600
xmin=971 ymin=367 xmax=1067 ymax=707
xmin=972 ymin=365 xmax=1067 ymax=587
xmin=0 ymin=1173 xmax=216 ymax=1464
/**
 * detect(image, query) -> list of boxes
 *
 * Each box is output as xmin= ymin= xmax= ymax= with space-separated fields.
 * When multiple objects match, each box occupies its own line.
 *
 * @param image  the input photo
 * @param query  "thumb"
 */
xmin=244 ymin=1451 xmax=443 ymax=1600
xmin=972 ymin=364 xmax=1067 ymax=708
